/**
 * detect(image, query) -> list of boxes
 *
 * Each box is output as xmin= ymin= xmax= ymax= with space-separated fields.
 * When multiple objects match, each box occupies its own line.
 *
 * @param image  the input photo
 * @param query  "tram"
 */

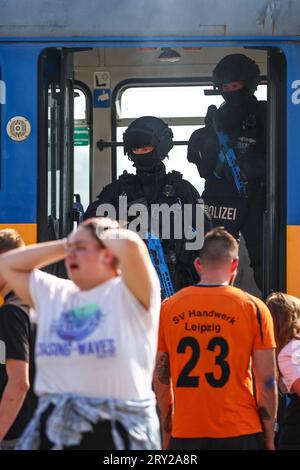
xmin=0 ymin=0 xmax=298 ymax=297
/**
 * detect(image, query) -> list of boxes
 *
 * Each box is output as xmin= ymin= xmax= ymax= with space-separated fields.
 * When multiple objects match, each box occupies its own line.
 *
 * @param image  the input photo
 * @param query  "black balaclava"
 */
xmin=222 ymin=87 xmax=255 ymax=107
xmin=130 ymin=148 xmax=164 ymax=174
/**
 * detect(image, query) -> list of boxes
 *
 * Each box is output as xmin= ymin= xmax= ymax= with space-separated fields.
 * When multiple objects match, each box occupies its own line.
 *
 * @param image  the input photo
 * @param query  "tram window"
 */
xmin=47 ymin=86 xmax=90 ymax=224
xmin=116 ymin=84 xmax=267 ymax=195
xmin=255 ymin=84 xmax=267 ymax=101
xmin=119 ymin=86 xmax=223 ymax=118
xmin=74 ymin=88 xmax=90 ymax=211
xmin=118 ymin=84 xmax=267 ymax=118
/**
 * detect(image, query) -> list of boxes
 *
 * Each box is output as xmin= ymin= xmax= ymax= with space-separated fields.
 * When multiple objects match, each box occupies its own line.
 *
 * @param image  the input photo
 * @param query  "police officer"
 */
xmin=187 ymin=54 xmax=266 ymax=290
xmin=85 ymin=116 xmax=209 ymax=292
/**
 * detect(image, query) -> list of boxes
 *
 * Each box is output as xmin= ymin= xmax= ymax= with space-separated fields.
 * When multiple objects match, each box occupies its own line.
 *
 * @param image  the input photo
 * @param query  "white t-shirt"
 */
xmin=278 ymin=339 xmax=300 ymax=393
xmin=30 ymin=270 xmax=161 ymax=400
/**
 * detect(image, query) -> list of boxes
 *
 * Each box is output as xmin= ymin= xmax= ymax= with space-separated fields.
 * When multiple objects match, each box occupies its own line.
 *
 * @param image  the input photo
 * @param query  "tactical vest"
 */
xmin=118 ymin=169 xmax=183 ymax=206
xmin=116 ymin=170 xmax=199 ymax=290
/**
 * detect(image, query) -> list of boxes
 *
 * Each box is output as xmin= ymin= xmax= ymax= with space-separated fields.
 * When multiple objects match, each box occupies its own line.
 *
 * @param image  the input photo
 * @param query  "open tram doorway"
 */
xmin=112 ymin=81 xmax=267 ymax=297
xmin=37 ymin=45 xmax=286 ymax=298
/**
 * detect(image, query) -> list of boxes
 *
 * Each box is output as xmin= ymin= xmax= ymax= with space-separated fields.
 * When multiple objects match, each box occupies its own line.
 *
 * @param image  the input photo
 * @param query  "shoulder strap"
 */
xmin=161 ymin=171 xmax=184 ymax=201
xmin=118 ymin=171 xmax=137 ymax=193
xmin=166 ymin=170 xmax=183 ymax=184
xmin=96 ymin=171 xmax=136 ymax=199
xmin=119 ymin=170 xmax=135 ymax=183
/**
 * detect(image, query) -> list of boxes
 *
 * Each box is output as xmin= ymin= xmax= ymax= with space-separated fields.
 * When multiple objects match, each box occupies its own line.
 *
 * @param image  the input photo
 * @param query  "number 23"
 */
xmin=176 ymin=336 xmax=230 ymax=388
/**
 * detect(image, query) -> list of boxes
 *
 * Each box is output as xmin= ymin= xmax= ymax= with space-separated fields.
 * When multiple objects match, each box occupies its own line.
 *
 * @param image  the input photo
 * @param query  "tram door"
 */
xmin=38 ymin=48 xmax=77 ymax=275
xmin=264 ymin=48 xmax=286 ymax=295
xmin=38 ymin=48 xmax=75 ymax=245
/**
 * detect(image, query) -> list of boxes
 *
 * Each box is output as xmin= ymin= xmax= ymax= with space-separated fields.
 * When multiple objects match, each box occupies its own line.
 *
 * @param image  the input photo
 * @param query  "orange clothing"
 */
xmin=158 ymin=285 xmax=276 ymax=438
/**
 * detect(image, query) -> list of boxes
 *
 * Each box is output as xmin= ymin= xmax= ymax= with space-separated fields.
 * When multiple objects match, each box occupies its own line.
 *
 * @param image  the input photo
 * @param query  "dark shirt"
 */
xmin=0 ymin=292 xmax=37 ymax=440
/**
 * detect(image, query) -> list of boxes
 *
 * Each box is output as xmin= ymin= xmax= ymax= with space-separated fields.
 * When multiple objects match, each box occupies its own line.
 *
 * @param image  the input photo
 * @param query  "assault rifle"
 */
xmin=207 ymin=105 xmax=248 ymax=197
xmin=145 ymin=233 xmax=174 ymax=300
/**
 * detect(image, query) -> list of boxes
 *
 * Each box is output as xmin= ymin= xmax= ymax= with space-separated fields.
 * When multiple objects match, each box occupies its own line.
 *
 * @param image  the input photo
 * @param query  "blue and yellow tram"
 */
xmin=0 ymin=0 xmax=299 ymax=297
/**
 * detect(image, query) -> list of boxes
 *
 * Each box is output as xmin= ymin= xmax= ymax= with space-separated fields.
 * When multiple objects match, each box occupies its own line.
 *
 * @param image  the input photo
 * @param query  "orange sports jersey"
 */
xmin=158 ymin=285 xmax=276 ymax=438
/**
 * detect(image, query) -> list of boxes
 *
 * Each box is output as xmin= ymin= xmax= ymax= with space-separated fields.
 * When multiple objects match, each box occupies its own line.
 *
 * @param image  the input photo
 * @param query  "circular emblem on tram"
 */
xmin=6 ymin=116 xmax=31 ymax=141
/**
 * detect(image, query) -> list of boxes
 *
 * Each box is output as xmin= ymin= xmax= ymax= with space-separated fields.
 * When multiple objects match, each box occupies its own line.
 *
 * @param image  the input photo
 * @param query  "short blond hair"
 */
xmin=199 ymin=227 xmax=238 ymax=267
xmin=0 ymin=228 xmax=25 ymax=254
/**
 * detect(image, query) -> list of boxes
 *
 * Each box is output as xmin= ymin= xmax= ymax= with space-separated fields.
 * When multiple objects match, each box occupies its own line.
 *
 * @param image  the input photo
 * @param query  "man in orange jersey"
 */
xmin=154 ymin=227 xmax=277 ymax=450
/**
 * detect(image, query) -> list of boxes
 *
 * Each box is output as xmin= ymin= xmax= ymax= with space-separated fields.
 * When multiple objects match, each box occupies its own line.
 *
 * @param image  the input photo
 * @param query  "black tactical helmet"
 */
xmin=212 ymin=54 xmax=261 ymax=93
xmin=123 ymin=116 xmax=173 ymax=160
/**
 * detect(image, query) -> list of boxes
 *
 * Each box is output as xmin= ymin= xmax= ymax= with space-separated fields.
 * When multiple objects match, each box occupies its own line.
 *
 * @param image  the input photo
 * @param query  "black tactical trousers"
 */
xmin=202 ymin=179 xmax=264 ymax=291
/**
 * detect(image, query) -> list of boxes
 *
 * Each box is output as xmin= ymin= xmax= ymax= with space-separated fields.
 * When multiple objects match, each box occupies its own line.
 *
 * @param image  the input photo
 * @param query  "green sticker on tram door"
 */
xmin=74 ymin=127 xmax=89 ymax=146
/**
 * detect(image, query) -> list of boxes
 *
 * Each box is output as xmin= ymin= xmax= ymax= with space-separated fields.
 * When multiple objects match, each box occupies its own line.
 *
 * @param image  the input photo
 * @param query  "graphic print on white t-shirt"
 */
xmin=30 ymin=269 xmax=161 ymax=398
xmin=36 ymin=302 xmax=116 ymax=359
xmin=56 ymin=303 xmax=102 ymax=341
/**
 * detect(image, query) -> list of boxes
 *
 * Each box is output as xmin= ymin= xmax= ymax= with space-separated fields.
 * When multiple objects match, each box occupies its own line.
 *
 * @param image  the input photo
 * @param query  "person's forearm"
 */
xmin=155 ymin=380 xmax=172 ymax=430
xmin=257 ymin=383 xmax=278 ymax=449
xmin=0 ymin=239 xmax=66 ymax=273
xmin=0 ymin=380 xmax=28 ymax=441
xmin=153 ymin=352 xmax=173 ymax=449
